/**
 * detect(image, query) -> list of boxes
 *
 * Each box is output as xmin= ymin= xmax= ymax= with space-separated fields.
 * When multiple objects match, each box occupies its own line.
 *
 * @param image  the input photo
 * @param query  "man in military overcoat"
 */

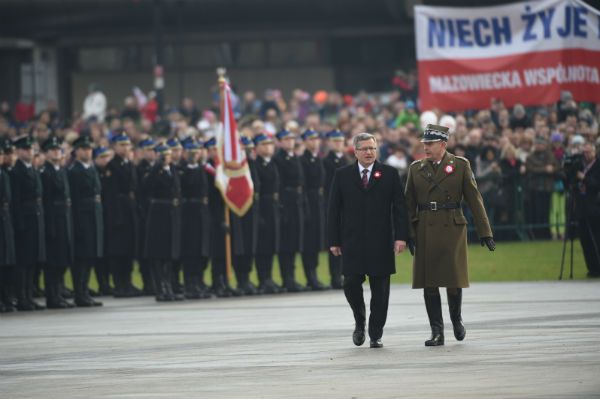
xmin=405 ymin=124 xmax=495 ymax=346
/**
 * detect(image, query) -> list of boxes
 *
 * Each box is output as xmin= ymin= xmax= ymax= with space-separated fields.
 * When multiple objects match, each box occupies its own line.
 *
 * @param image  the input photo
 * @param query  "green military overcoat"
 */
xmin=405 ymin=151 xmax=492 ymax=288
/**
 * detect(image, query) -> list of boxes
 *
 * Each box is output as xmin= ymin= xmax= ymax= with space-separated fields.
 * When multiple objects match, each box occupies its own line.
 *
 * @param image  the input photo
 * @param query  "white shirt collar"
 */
xmin=187 ymin=163 xmax=199 ymax=169
xmin=78 ymin=160 xmax=91 ymax=169
xmin=263 ymin=157 xmax=271 ymax=163
xmin=335 ymin=152 xmax=344 ymax=158
xmin=23 ymin=161 xmax=33 ymax=169
xmin=358 ymin=162 xmax=374 ymax=175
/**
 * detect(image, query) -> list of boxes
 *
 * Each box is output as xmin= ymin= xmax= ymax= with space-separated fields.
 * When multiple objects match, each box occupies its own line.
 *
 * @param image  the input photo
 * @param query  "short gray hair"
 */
xmin=353 ymin=132 xmax=377 ymax=148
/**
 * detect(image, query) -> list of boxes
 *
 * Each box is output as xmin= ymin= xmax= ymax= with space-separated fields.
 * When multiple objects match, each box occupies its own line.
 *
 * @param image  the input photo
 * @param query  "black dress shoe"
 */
xmin=75 ymin=297 xmax=94 ymax=307
xmin=238 ymin=281 xmax=259 ymax=296
xmin=1 ymin=302 xmax=16 ymax=312
xmin=370 ymin=339 xmax=383 ymax=348
xmin=47 ymin=301 xmax=70 ymax=309
xmin=284 ymin=281 xmax=306 ymax=293
xmin=16 ymin=300 xmax=35 ymax=311
xmin=353 ymin=325 xmax=366 ymax=346
xmin=30 ymin=300 xmax=46 ymax=310
xmin=425 ymin=333 xmax=444 ymax=346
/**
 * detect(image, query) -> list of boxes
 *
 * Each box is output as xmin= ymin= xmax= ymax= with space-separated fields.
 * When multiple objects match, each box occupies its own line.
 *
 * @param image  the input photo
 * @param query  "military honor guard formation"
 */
xmin=0 ymin=120 xmax=495 ymax=348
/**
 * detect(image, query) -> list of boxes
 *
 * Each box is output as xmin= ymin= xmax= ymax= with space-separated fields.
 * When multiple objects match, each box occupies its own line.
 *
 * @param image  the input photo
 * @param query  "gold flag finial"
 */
xmin=217 ymin=67 xmax=227 ymax=83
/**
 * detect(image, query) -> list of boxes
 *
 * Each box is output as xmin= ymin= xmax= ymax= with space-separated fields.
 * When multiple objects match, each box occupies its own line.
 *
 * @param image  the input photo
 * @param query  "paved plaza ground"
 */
xmin=1 ymin=281 xmax=599 ymax=398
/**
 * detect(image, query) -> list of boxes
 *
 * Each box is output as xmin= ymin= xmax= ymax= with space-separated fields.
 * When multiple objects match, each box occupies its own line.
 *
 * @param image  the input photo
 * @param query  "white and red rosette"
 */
xmin=444 ymin=165 xmax=455 ymax=175
xmin=373 ymin=170 xmax=382 ymax=179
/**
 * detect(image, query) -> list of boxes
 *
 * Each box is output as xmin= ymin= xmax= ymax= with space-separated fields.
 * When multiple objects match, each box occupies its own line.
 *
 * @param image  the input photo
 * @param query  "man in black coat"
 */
xmin=300 ymin=129 xmax=327 ymax=290
xmin=328 ymin=132 xmax=409 ymax=348
xmin=136 ymin=137 xmax=157 ymax=295
xmin=104 ymin=132 xmax=141 ymax=297
xmin=231 ymin=136 xmax=261 ymax=295
xmin=0 ymin=140 xmax=17 ymax=312
xmin=323 ymin=130 xmax=349 ymax=289
xmin=178 ymin=138 xmax=211 ymax=299
xmin=40 ymin=136 xmax=75 ymax=309
xmin=167 ymin=137 xmax=185 ymax=294
xmin=143 ymin=142 xmax=184 ymax=302
xmin=273 ymin=130 xmax=305 ymax=292
xmin=10 ymin=135 xmax=46 ymax=311
xmin=94 ymin=146 xmax=113 ymax=296
xmin=68 ymin=135 xmax=103 ymax=307
xmin=574 ymin=142 xmax=600 ymax=277
xmin=253 ymin=134 xmax=284 ymax=294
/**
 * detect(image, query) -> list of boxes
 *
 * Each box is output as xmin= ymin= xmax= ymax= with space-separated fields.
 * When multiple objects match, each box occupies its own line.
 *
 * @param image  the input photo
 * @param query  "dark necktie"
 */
xmin=362 ymin=169 xmax=369 ymax=188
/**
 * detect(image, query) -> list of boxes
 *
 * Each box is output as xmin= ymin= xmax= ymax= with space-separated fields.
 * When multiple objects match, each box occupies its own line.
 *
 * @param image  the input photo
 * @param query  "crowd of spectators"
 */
xmin=1 ymin=76 xmax=599 ymax=242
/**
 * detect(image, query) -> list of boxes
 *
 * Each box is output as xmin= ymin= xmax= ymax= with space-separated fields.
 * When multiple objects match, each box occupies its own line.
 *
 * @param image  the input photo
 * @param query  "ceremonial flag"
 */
xmin=214 ymin=75 xmax=254 ymax=216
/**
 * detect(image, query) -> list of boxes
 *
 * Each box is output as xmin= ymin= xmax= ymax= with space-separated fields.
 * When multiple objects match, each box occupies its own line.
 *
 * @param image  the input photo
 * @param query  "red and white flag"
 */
xmin=214 ymin=77 xmax=254 ymax=216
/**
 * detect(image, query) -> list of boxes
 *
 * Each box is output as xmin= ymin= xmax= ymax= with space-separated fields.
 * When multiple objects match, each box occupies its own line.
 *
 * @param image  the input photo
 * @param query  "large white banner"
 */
xmin=415 ymin=0 xmax=600 ymax=111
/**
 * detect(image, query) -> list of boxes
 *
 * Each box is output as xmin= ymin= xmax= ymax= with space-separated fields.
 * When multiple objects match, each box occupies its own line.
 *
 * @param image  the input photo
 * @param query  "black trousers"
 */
xmin=181 ymin=257 xmax=208 ymax=285
xmin=278 ymin=252 xmax=298 ymax=283
xmin=14 ymin=263 xmax=38 ymax=303
xmin=72 ymin=258 xmax=94 ymax=300
xmin=255 ymin=254 xmax=275 ymax=282
xmin=343 ymin=274 xmax=390 ymax=340
xmin=109 ymin=257 xmax=133 ymax=291
xmin=233 ymin=254 xmax=253 ymax=283
xmin=0 ymin=267 xmax=15 ymax=305
xmin=579 ymin=217 xmax=600 ymax=274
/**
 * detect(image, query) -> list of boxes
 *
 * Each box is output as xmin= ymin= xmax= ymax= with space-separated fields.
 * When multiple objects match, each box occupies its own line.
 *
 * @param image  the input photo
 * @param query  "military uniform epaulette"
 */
xmin=409 ymin=159 xmax=422 ymax=169
xmin=454 ymin=156 xmax=470 ymax=164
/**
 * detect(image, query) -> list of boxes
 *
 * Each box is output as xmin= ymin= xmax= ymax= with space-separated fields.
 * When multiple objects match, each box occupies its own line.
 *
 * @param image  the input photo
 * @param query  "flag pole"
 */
xmin=217 ymin=67 xmax=234 ymax=282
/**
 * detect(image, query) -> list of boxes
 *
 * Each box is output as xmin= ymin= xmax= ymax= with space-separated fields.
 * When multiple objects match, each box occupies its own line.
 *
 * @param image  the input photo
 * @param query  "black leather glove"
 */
xmin=480 ymin=237 xmax=496 ymax=251
xmin=408 ymin=239 xmax=416 ymax=256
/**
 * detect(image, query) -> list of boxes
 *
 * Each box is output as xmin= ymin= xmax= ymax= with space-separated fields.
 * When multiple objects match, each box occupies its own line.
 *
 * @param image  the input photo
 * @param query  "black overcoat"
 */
xmin=0 ymin=168 xmax=16 ymax=266
xmin=40 ymin=161 xmax=73 ymax=267
xmin=10 ymin=159 xmax=46 ymax=264
xmin=327 ymin=161 xmax=408 ymax=276
xmin=301 ymin=150 xmax=326 ymax=252
xmin=254 ymin=156 xmax=280 ymax=255
xmin=68 ymin=161 xmax=104 ymax=259
xmin=143 ymin=163 xmax=181 ymax=260
xmin=179 ymin=162 xmax=210 ymax=258
xmin=103 ymin=155 xmax=138 ymax=257
xmin=273 ymin=149 xmax=304 ymax=253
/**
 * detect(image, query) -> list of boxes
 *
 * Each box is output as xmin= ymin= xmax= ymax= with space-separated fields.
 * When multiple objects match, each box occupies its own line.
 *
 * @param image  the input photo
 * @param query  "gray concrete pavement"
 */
xmin=1 ymin=281 xmax=600 ymax=398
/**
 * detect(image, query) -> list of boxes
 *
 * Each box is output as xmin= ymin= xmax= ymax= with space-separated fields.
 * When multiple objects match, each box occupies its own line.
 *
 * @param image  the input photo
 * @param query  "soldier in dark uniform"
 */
xmin=179 ymin=138 xmax=211 ymax=299
xmin=323 ymin=130 xmax=348 ymax=289
xmin=273 ymin=130 xmax=305 ymax=292
xmin=136 ymin=138 xmax=156 ymax=295
xmin=205 ymin=137 xmax=242 ymax=297
xmin=0 ymin=140 xmax=17 ymax=312
xmin=10 ymin=135 xmax=46 ymax=310
xmin=143 ymin=143 xmax=183 ymax=301
xmin=104 ymin=132 xmax=141 ymax=297
xmin=94 ymin=146 xmax=113 ymax=296
xmin=68 ymin=135 xmax=103 ymax=307
xmin=230 ymin=136 xmax=260 ymax=295
xmin=300 ymin=130 xmax=328 ymax=290
xmin=253 ymin=134 xmax=284 ymax=294
xmin=40 ymin=136 xmax=75 ymax=309
xmin=167 ymin=137 xmax=185 ymax=295
xmin=1 ymin=139 xmax=17 ymax=311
